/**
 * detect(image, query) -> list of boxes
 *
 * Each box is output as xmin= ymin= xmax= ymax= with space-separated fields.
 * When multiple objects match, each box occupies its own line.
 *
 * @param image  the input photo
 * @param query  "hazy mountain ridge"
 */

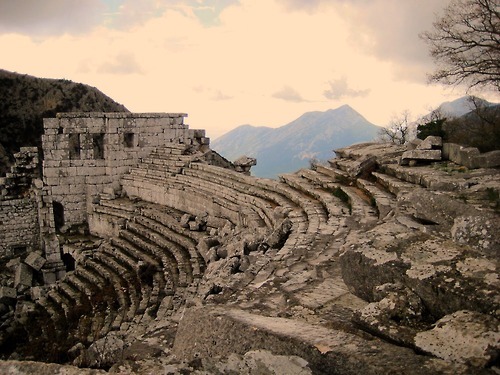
xmin=212 ymin=105 xmax=381 ymax=178
xmin=435 ymin=96 xmax=494 ymax=118
xmin=0 ymin=69 xmax=128 ymax=174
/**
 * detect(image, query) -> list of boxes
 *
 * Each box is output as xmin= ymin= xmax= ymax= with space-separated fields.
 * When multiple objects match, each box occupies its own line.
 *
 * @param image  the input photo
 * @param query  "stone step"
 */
xmin=98 ymin=308 xmax=119 ymax=339
xmin=131 ymin=163 xmax=181 ymax=178
xmin=43 ymin=293 xmax=68 ymax=329
xmin=382 ymin=164 xmax=471 ymax=191
xmin=37 ymin=297 xmax=63 ymax=329
xmin=93 ymin=204 xmax=131 ymax=220
xmin=75 ymin=266 xmax=106 ymax=290
xmin=189 ymin=163 xmax=288 ymax=208
xmin=186 ymin=165 xmax=302 ymax=231
xmin=102 ymin=242 xmax=140 ymax=272
xmin=92 ymin=251 xmax=140 ymax=323
xmin=372 ymin=171 xmax=415 ymax=196
xmin=64 ymin=272 xmax=95 ymax=299
xmin=47 ymin=289 xmax=72 ymax=321
xmin=126 ymin=168 xmax=182 ymax=189
xmin=296 ymin=169 xmax=352 ymax=219
xmin=133 ymin=215 xmax=204 ymax=278
xmin=340 ymin=185 xmax=379 ymax=223
xmin=85 ymin=258 xmax=130 ymax=311
xmin=114 ymin=231 xmax=185 ymax=291
xmin=175 ymin=173 xmax=263 ymax=226
xmin=355 ymin=178 xmax=396 ymax=218
xmin=122 ymin=224 xmax=191 ymax=286
xmin=94 ymin=253 xmax=140 ymax=308
xmin=111 ymin=236 xmax=159 ymax=268
xmin=139 ymin=206 xmax=204 ymax=244
xmin=279 ymin=172 xmax=333 ymax=222
xmin=118 ymin=229 xmax=165 ymax=269
xmin=56 ymin=282 xmax=80 ymax=306
xmin=98 ymin=198 xmax=137 ymax=213
xmin=314 ymin=164 xmax=350 ymax=183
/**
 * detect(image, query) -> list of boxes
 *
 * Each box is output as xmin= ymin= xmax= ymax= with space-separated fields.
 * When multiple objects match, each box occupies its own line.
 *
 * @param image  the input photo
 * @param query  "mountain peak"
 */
xmin=212 ymin=106 xmax=380 ymax=178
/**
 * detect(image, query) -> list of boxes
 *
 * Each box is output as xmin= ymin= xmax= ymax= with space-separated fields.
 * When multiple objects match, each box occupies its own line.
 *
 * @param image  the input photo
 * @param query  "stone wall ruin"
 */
xmin=42 ymin=113 xmax=209 ymax=228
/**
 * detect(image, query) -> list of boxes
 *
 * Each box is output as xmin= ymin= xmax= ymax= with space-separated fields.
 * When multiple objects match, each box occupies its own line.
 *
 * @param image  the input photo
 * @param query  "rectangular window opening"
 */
xmin=68 ymin=133 xmax=80 ymax=160
xmin=92 ymin=133 xmax=105 ymax=159
xmin=123 ymin=133 xmax=134 ymax=148
xmin=12 ymin=245 xmax=27 ymax=257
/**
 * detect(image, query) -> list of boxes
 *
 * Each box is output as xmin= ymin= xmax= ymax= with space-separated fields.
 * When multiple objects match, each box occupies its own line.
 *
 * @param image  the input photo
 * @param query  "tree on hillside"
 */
xmin=443 ymin=97 xmax=500 ymax=151
xmin=421 ymin=0 xmax=500 ymax=91
xmin=377 ymin=110 xmax=412 ymax=144
xmin=417 ymin=108 xmax=447 ymax=140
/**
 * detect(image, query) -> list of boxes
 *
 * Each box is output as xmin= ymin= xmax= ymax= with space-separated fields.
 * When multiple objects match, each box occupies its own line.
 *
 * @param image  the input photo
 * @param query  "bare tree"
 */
xmin=421 ymin=0 xmax=500 ymax=91
xmin=377 ymin=110 xmax=412 ymax=144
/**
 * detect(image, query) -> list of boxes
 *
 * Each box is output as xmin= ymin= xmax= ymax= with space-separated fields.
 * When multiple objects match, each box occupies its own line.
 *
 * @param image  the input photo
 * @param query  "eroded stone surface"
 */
xmin=415 ymin=310 xmax=500 ymax=367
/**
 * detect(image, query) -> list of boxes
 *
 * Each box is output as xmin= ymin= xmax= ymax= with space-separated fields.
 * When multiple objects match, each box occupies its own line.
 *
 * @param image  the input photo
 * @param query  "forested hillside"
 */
xmin=0 ymin=69 xmax=128 ymax=174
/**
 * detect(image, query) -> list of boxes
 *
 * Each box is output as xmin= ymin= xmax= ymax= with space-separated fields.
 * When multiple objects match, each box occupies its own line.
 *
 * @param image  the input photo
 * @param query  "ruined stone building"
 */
xmin=0 ymin=112 xmax=498 ymax=374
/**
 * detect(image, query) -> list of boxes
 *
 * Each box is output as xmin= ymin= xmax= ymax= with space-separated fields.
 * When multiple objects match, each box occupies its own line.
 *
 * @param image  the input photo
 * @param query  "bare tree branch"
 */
xmin=421 ymin=0 xmax=500 ymax=91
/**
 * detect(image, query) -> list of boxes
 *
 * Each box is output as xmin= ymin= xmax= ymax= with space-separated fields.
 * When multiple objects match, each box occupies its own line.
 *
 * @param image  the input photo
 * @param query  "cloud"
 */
xmin=278 ymin=0 xmax=451 ymax=83
xmin=97 ymin=52 xmax=144 ymax=75
xmin=0 ymin=0 xmax=467 ymax=140
xmin=211 ymin=90 xmax=233 ymax=101
xmin=323 ymin=78 xmax=370 ymax=100
xmin=272 ymin=86 xmax=308 ymax=103
xmin=0 ymin=0 xmax=105 ymax=35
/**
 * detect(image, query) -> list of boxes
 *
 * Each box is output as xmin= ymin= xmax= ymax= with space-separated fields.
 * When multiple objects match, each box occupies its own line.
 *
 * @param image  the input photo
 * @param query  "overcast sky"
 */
xmin=1 ymin=0 xmax=498 ymax=139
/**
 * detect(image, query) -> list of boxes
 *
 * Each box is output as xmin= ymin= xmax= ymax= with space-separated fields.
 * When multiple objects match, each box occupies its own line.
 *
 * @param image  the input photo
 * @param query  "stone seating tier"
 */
xmin=124 ymin=220 xmax=196 ymax=280
xmin=133 ymin=216 xmax=202 ymax=275
xmin=181 ymin=168 xmax=276 ymax=227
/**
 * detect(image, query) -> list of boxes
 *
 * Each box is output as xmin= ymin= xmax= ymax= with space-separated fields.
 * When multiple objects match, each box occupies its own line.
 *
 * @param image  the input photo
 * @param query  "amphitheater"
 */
xmin=0 ymin=112 xmax=498 ymax=374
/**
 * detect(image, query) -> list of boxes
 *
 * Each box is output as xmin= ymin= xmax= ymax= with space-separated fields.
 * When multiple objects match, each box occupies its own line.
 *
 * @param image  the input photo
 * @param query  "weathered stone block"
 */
xmin=42 ymin=270 xmax=57 ymax=285
xmin=475 ymin=150 xmax=500 ymax=169
xmin=31 ymin=286 xmax=47 ymax=301
xmin=24 ymin=252 xmax=46 ymax=271
xmin=416 ymin=136 xmax=442 ymax=150
xmin=14 ymin=263 xmax=33 ymax=288
xmin=415 ymin=310 xmax=499 ymax=367
xmin=401 ymin=149 xmax=441 ymax=163
xmin=0 ymin=286 xmax=17 ymax=302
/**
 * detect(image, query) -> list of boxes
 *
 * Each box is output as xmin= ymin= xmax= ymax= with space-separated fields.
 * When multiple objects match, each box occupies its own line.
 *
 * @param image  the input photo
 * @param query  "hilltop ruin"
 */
xmin=0 ymin=113 xmax=498 ymax=374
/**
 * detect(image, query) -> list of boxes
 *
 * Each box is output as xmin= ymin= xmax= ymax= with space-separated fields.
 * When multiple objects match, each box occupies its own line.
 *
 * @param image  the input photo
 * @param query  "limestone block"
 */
xmin=31 ymin=286 xmax=47 ymax=301
xmin=459 ymin=147 xmax=482 ymax=168
xmin=42 ymin=270 xmax=57 ymax=285
xmin=475 ymin=150 xmax=500 ymax=169
xmin=401 ymin=149 xmax=441 ymax=162
xmin=6 ymin=257 xmax=21 ymax=269
xmin=415 ymin=310 xmax=499 ymax=367
xmin=0 ymin=286 xmax=17 ymax=302
xmin=416 ymin=136 xmax=442 ymax=150
xmin=14 ymin=263 xmax=33 ymax=288
xmin=24 ymin=252 xmax=46 ymax=271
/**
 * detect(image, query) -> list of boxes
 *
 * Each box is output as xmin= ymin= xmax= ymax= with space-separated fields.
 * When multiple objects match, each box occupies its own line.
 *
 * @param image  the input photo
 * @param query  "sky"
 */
xmin=1 ymin=0 xmax=499 ymax=139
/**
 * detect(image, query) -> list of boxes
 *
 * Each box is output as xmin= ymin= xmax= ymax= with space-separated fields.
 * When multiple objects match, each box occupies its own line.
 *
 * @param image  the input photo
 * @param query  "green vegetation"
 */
xmin=417 ymin=118 xmax=446 ymax=140
xmin=433 ymin=162 xmax=469 ymax=174
xmin=0 ymin=69 xmax=129 ymax=175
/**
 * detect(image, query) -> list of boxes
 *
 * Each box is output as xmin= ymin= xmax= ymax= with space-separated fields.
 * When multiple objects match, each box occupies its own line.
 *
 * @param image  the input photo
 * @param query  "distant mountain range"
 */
xmin=0 ymin=69 xmax=128 ymax=174
xmin=422 ymin=96 xmax=495 ymax=120
xmin=211 ymin=105 xmax=381 ymax=178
